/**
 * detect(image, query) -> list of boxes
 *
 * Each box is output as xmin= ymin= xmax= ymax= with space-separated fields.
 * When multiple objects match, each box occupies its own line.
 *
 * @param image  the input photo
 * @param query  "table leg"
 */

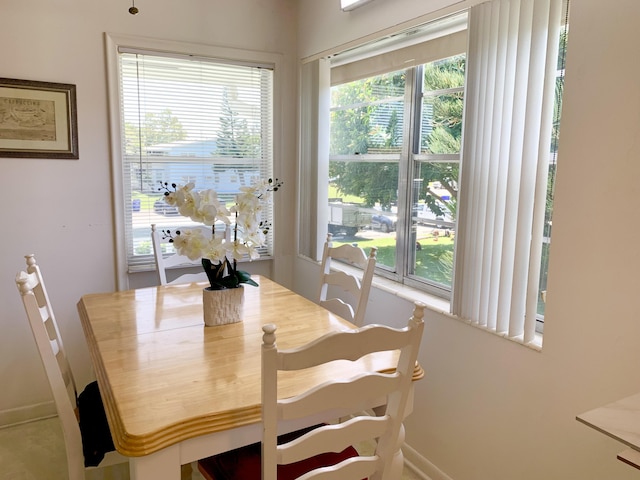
xmin=129 ymin=444 xmax=181 ymax=480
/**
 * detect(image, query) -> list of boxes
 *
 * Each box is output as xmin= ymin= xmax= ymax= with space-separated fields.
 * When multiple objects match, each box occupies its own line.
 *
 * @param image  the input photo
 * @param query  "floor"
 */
xmin=0 ymin=416 xmax=424 ymax=479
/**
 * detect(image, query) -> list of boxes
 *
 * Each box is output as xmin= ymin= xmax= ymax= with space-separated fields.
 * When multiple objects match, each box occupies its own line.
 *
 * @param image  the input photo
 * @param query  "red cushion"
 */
xmin=197 ymin=425 xmax=361 ymax=480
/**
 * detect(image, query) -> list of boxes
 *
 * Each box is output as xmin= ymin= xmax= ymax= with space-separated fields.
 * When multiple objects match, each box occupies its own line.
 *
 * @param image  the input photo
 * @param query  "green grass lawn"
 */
xmin=328 ymin=185 xmax=365 ymax=204
xmin=333 ymin=234 xmax=455 ymax=286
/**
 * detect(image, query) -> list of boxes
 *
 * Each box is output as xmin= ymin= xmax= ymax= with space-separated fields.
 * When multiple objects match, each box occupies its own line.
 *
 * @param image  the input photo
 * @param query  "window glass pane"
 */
xmin=409 ymin=55 xmax=464 ymax=288
xmin=538 ymin=26 xmax=568 ymax=321
xmin=420 ymin=56 xmax=465 ymax=153
xmin=329 ymin=71 xmax=404 ymax=270
xmin=330 ymin=72 xmax=405 ymax=155
xmin=410 ymin=171 xmax=457 ymax=287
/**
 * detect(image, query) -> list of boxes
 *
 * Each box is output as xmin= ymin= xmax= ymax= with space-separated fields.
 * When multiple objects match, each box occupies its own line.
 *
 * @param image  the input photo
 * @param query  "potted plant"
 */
xmin=158 ymin=177 xmax=282 ymax=325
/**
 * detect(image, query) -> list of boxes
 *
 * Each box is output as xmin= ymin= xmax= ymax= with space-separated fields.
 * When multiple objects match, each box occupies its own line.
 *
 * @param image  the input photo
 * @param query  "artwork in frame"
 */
xmin=0 ymin=78 xmax=78 ymax=159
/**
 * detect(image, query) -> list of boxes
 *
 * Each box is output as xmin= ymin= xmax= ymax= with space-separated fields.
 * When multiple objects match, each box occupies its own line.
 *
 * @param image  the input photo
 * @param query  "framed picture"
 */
xmin=0 ymin=78 xmax=78 ymax=159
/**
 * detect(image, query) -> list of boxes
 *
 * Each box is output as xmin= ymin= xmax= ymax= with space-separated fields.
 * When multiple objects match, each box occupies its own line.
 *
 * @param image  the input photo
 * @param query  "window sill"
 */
xmin=371 ymin=274 xmax=451 ymax=316
xmin=324 ymin=258 xmax=543 ymax=351
xmin=324 ymin=258 xmax=450 ymax=315
xmin=128 ymin=255 xmax=274 ymax=274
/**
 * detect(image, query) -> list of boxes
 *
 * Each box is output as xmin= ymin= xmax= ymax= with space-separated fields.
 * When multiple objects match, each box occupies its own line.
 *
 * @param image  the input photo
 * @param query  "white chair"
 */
xmin=197 ymin=302 xmax=425 ymax=480
xmin=14 ymin=254 xmax=128 ymax=480
xmin=319 ymin=232 xmax=377 ymax=327
xmin=151 ymin=223 xmax=208 ymax=285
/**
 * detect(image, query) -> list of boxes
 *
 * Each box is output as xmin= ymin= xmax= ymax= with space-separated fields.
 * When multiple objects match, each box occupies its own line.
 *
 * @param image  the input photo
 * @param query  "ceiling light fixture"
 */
xmin=129 ymin=0 xmax=139 ymax=15
xmin=341 ymin=0 xmax=374 ymax=11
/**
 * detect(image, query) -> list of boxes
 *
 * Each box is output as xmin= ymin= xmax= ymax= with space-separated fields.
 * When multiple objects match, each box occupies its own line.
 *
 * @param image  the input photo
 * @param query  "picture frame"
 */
xmin=0 ymin=78 xmax=78 ymax=159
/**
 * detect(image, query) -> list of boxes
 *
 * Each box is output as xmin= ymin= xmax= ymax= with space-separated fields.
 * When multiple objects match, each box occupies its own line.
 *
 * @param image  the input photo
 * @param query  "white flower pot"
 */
xmin=202 ymin=286 xmax=244 ymax=326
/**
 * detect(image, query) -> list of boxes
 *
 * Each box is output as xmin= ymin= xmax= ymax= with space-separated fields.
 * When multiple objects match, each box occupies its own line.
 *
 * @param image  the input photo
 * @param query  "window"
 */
xmin=106 ymin=35 xmax=276 ymax=286
xmin=326 ymin=13 xmax=467 ymax=298
xmin=319 ymin=0 xmax=568 ymax=345
xmin=329 ymin=55 xmax=463 ymax=296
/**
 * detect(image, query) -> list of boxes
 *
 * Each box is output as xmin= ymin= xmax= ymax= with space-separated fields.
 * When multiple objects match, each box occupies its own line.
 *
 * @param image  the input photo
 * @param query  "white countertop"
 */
xmin=577 ymin=391 xmax=640 ymax=469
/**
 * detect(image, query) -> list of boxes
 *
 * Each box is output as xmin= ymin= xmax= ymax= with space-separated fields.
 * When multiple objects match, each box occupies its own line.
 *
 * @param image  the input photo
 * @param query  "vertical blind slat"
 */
xmin=524 ymin=0 xmax=562 ymax=343
xmin=458 ymin=4 xmax=483 ymax=320
xmin=478 ymin=1 xmax=501 ymax=328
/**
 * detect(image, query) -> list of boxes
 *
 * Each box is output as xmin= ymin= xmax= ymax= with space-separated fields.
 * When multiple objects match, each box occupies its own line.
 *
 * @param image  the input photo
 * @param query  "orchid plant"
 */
xmin=159 ymin=178 xmax=282 ymax=290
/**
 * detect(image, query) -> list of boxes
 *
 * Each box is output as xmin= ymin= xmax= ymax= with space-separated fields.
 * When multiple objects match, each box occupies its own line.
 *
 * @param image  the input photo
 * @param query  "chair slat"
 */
xmin=151 ymin=224 xmax=208 ymax=286
xmin=322 ymin=270 xmax=361 ymax=296
xmin=318 ymin=298 xmax=354 ymax=322
xmin=296 ymin=455 xmax=378 ymax=480
xmin=278 ymin=416 xmax=388 ymax=464
xmin=279 ymin=323 xmax=416 ymax=370
xmin=281 ymin=374 xmax=400 ymax=421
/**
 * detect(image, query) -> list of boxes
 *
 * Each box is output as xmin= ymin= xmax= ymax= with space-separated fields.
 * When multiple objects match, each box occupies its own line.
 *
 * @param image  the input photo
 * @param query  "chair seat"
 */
xmin=197 ymin=425 xmax=361 ymax=480
xmin=78 ymin=381 xmax=116 ymax=467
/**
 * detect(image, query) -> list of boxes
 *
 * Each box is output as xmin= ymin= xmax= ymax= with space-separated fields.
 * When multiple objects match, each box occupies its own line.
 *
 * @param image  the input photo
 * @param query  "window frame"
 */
xmin=328 ymin=43 xmax=465 ymax=299
xmin=105 ymin=33 xmax=283 ymax=290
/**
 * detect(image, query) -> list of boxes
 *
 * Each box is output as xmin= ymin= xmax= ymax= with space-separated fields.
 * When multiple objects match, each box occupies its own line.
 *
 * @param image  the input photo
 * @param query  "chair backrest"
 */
xmin=151 ymin=223 xmax=208 ymax=286
xmin=318 ymin=233 xmax=377 ymax=327
xmin=15 ymin=254 xmax=86 ymax=480
xmin=261 ymin=302 xmax=425 ymax=480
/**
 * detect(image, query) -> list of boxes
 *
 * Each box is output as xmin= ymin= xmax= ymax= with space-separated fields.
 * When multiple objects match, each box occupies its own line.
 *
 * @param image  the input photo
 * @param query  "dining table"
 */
xmin=77 ymin=275 xmax=424 ymax=480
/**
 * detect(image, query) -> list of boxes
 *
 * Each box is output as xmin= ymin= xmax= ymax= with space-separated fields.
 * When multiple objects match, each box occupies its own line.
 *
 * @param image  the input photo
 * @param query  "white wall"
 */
xmin=295 ymin=0 xmax=640 ymax=479
xmin=0 ymin=0 xmax=298 ymax=423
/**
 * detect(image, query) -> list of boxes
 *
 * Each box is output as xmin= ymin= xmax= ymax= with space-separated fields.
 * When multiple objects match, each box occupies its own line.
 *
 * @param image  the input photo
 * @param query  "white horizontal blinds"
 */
xmin=118 ymin=51 xmax=274 ymax=267
xmin=452 ymin=0 xmax=561 ymax=343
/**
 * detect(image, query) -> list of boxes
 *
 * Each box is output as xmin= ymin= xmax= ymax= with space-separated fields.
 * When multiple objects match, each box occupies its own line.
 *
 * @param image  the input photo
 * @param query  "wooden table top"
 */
xmin=77 ymin=276 xmax=423 ymax=457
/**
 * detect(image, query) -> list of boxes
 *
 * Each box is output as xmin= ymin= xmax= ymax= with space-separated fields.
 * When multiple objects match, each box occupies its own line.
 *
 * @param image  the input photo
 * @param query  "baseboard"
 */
xmin=0 ymin=401 xmax=57 ymax=429
xmin=403 ymin=442 xmax=454 ymax=480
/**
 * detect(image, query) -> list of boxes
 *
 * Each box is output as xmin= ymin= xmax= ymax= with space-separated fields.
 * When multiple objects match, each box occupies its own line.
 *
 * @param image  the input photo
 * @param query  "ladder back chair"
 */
xmin=151 ymin=223 xmax=208 ymax=285
xmin=197 ymin=301 xmax=425 ymax=480
xmin=318 ymin=233 xmax=378 ymax=327
xmin=15 ymin=254 xmax=127 ymax=480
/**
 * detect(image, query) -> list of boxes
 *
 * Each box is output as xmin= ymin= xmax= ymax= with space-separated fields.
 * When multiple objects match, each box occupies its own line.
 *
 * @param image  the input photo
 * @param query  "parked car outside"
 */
xmin=413 ymin=202 xmax=453 ymax=228
xmin=371 ymin=214 xmax=397 ymax=233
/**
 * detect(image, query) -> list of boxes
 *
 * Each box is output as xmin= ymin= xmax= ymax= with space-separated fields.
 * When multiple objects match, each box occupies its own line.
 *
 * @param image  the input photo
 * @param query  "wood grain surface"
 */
xmin=77 ymin=276 xmax=422 ymax=457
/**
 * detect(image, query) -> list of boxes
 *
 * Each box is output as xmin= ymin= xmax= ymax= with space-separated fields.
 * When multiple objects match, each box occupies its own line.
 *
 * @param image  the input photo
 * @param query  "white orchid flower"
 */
xmin=160 ymin=177 xmax=281 ymax=290
xmin=202 ymin=236 xmax=229 ymax=264
xmin=245 ymin=243 xmax=261 ymax=260
xmin=244 ymin=230 xmax=266 ymax=248
xmin=172 ymin=229 xmax=210 ymax=261
xmin=229 ymin=240 xmax=250 ymax=261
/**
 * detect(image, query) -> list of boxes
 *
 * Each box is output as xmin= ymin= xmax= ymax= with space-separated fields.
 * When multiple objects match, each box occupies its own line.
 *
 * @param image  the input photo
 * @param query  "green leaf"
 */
xmin=214 ymin=262 xmax=226 ymax=279
xmin=236 ymin=270 xmax=259 ymax=286
xmin=202 ymin=258 xmax=217 ymax=287
xmin=219 ymin=275 xmax=240 ymax=288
